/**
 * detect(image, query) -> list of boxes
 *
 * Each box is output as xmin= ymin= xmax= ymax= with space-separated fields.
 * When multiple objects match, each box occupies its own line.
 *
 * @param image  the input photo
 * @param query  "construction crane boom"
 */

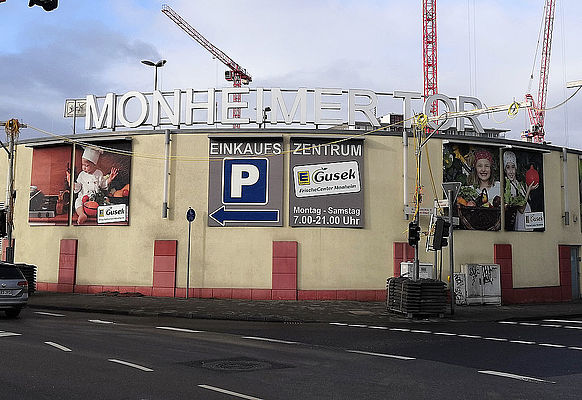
xmin=161 ymin=4 xmax=251 ymax=127
xmin=524 ymin=0 xmax=556 ymax=143
xmin=161 ymin=4 xmax=252 ymax=83
xmin=422 ymin=0 xmax=438 ymax=116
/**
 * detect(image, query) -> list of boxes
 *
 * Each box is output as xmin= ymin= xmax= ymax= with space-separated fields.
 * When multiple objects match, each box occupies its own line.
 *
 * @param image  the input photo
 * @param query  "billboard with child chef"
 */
xmin=71 ymin=140 xmax=132 ymax=226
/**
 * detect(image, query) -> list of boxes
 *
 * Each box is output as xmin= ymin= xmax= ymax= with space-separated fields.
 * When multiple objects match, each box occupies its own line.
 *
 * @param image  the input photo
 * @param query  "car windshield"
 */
xmin=0 ymin=266 xmax=23 ymax=279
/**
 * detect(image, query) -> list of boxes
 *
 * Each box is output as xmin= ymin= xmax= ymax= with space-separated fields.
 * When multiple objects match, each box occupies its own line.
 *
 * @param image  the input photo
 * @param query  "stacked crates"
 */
xmin=387 ymin=277 xmax=447 ymax=317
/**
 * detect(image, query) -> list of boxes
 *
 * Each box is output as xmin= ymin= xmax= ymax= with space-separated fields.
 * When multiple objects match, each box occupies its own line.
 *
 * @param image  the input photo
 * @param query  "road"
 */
xmin=0 ymin=308 xmax=581 ymax=399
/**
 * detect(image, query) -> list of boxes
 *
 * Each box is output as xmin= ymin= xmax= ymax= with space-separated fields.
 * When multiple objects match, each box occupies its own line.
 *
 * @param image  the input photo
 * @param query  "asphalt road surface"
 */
xmin=1 ymin=308 xmax=581 ymax=399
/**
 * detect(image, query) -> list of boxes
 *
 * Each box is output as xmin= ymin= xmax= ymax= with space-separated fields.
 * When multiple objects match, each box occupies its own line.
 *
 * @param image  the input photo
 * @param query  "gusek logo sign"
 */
xmin=97 ymin=204 xmax=127 ymax=224
xmin=293 ymin=161 xmax=360 ymax=198
xmin=524 ymin=211 xmax=545 ymax=230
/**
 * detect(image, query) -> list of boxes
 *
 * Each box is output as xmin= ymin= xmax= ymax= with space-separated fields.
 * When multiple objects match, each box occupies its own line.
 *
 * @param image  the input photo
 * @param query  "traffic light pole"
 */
xmin=448 ymin=189 xmax=455 ymax=315
xmin=414 ymin=226 xmax=420 ymax=281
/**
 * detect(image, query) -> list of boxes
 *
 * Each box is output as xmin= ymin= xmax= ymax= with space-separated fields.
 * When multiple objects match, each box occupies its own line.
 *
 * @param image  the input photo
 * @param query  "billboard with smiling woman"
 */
xmin=443 ymin=143 xmax=501 ymax=231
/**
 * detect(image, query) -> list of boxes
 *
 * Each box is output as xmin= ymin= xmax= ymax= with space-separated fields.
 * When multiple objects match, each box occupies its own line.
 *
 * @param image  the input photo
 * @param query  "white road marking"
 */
xmin=478 ymin=370 xmax=555 ymax=384
xmin=108 ymin=359 xmax=153 ymax=372
xmin=540 ymin=324 xmax=561 ymax=328
xmin=242 ymin=336 xmax=298 ymax=345
xmin=0 ymin=332 xmax=21 ymax=338
xmin=510 ymin=340 xmax=536 ymax=345
xmin=198 ymin=384 xmax=263 ymax=400
xmin=544 ymin=319 xmax=582 ymax=325
xmin=483 ymin=337 xmax=508 ymax=342
xmin=538 ymin=343 xmax=566 ymax=348
xmin=458 ymin=334 xmax=482 ymax=339
xmin=88 ymin=319 xmax=114 ymax=324
xmin=35 ymin=311 xmax=65 ymax=317
xmin=337 ymin=322 xmax=582 ymax=351
xmin=45 ymin=341 xmax=72 ymax=352
xmin=156 ymin=326 xmax=203 ymax=333
xmin=347 ymin=350 xmax=416 ymax=360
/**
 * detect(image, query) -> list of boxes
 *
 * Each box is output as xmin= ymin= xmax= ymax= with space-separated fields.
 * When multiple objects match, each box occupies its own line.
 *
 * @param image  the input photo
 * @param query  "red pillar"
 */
xmin=272 ymin=241 xmax=297 ymax=300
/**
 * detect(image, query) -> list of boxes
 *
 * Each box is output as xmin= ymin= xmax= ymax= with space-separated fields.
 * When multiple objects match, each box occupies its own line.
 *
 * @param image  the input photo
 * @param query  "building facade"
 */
xmin=8 ymin=125 xmax=582 ymax=304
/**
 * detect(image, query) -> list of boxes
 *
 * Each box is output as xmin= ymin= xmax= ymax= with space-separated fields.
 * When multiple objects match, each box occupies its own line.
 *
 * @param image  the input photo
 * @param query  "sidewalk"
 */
xmin=27 ymin=291 xmax=582 ymax=324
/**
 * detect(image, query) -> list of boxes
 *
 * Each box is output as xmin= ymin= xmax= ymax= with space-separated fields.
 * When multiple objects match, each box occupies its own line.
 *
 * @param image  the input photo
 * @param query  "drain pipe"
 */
xmin=403 ymin=128 xmax=409 ymax=219
xmin=394 ymin=91 xmax=421 ymax=219
xmin=162 ymin=129 xmax=171 ymax=218
xmin=562 ymin=147 xmax=569 ymax=225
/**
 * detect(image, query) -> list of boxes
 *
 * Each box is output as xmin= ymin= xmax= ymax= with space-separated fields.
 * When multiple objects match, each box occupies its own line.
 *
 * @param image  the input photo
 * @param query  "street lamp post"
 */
xmin=141 ymin=59 xmax=167 ymax=130
xmin=260 ymin=107 xmax=271 ymax=129
xmin=141 ymin=59 xmax=167 ymax=91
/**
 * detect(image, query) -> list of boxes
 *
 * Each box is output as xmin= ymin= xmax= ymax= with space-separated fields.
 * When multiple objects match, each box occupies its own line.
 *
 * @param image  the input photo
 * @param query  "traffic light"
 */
xmin=28 ymin=0 xmax=58 ymax=11
xmin=0 ymin=209 xmax=6 ymax=238
xmin=408 ymin=221 xmax=421 ymax=247
xmin=432 ymin=217 xmax=451 ymax=250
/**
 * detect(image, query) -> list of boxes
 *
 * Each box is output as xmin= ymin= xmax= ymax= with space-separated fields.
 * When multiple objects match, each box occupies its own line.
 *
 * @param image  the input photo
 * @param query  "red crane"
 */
xmin=523 ymin=0 xmax=556 ymax=143
xmin=161 ymin=4 xmax=252 ymax=128
xmin=423 ymin=0 xmax=438 ymax=116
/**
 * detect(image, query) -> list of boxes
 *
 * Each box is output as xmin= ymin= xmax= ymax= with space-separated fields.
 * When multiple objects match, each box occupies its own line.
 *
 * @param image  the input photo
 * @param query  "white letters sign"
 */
xmin=83 ymin=88 xmax=486 ymax=134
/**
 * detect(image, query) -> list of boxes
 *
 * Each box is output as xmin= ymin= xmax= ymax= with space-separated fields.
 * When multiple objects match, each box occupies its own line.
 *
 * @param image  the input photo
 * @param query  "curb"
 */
xmin=28 ymin=304 xmax=317 ymax=323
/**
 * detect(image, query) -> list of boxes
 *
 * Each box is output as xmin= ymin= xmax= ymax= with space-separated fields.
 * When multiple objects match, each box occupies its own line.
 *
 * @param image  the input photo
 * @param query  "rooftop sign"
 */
xmin=81 ymin=88 xmax=486 ymax=133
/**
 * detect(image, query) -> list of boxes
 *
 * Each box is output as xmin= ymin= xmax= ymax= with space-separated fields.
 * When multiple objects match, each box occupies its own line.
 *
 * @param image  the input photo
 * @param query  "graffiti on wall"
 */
xmin=454 ymin=273 xmax=467 ymax=305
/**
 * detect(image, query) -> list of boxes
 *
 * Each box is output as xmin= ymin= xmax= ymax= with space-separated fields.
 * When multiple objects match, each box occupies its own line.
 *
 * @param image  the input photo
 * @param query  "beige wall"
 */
xmin=10 ymin=131 xmax=582 ymax=292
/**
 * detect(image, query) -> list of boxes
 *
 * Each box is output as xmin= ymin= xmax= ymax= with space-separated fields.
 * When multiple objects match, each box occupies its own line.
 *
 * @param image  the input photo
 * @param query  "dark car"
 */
xmin=0 ymin=263 xmax=28 ymax=318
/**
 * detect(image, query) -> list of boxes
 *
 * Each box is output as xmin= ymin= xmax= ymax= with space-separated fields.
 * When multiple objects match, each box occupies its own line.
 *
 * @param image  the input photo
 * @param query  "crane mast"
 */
xmin=423 ymin=0 xmax=438 ymax=117
xmin=523 ymin=0 xmax=556 ymax=143
xmin=161 ymin=4 xmax=252 ymax=127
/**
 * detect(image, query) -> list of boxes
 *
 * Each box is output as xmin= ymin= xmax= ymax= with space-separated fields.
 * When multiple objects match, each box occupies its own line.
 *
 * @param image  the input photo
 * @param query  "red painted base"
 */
xmin=35 ymin=283 xmax=387 ymax=302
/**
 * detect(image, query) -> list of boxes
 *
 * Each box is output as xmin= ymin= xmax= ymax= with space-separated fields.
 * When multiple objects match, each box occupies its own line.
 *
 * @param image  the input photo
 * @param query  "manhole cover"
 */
xmin=181 ymin=357 xmax=292 ymax=372
xmin=203 ymin=360 xmax=271 ymax=371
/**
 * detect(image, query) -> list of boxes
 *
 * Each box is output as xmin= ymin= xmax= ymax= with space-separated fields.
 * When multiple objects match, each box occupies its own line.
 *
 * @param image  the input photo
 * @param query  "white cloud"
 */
xmin=0 ymin=0 xmax=581 ymax=147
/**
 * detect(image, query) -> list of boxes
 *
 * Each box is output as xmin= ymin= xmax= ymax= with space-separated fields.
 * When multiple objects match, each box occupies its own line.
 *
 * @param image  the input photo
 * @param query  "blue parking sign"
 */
xmin=222 ymin=158 xmax=268 ymax=204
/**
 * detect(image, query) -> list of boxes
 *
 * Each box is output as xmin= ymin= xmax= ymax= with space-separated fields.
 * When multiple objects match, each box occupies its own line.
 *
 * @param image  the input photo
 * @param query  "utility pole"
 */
xmin=2 ymin=119 xmax=24 ymax=263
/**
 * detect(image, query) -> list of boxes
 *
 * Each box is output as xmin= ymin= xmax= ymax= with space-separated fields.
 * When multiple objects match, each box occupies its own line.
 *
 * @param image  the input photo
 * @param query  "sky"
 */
xmin=1 ymin=0 xmax=581 ymax=148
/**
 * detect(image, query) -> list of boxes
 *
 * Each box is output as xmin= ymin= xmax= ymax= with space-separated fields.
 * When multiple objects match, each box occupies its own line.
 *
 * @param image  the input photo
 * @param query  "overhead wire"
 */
xmin=28 ymin=114 xmax=419 ymax=163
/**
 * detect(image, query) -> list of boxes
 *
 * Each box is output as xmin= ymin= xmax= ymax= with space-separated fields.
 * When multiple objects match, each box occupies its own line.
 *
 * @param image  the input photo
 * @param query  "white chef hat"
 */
xmin=82 ymin=147 xmax=102 ymax=165
xmin=503 ymin=151 xmax=516 ymax=168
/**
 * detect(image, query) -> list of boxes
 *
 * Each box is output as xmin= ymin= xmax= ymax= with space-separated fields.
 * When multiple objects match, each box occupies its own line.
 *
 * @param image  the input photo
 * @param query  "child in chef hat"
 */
xmin=67 ymin=146 xmax=118 ymax=224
